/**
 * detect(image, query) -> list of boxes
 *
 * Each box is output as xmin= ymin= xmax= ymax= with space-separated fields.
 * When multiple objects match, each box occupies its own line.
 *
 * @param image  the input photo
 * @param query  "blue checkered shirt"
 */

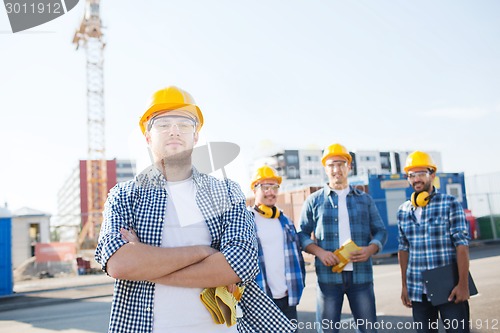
xmin=298 ymin=185 xmax=387 ymax=284
xmin=95 ymin=166 xmax=295 ymax=333
xmin=397 ymin=189 xmax=470 ymax=302
xmin=250 ymin=209 xmax=306 ymax=307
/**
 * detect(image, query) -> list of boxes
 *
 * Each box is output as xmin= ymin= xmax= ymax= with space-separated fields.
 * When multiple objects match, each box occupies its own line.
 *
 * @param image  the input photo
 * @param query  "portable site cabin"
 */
xmin=0 ymin=206 xmax=12 ymax=296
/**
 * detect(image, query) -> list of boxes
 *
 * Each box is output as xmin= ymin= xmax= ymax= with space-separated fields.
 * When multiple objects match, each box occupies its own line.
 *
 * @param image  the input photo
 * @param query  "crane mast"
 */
xmin=72 ymin=0 xmax=106 ymax=249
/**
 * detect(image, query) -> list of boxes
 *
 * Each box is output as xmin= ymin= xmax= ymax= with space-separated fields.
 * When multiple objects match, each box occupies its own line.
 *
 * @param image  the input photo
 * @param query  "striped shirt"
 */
xmin=298 ymin=184 xmax=387 ymax=284
xmin=95 ymin=166 xmax=295 ymax=333
xmin=397 ymin=189 xmax=470 ymax=302
xmin=251 ymin=209 xmax=306 ymax=307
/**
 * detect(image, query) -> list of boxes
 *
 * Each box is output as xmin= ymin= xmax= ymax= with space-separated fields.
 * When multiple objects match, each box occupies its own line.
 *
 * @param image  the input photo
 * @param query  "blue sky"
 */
xmin=1 ymin=1 xmax=499 ymax=214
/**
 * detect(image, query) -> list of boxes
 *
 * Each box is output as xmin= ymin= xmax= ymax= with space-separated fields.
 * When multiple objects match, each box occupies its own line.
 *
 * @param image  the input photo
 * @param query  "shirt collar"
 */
xmin=136 ymin=165 xmax=204 ymax=188
xmin=323 ymin=183 xmax=355 ymax=197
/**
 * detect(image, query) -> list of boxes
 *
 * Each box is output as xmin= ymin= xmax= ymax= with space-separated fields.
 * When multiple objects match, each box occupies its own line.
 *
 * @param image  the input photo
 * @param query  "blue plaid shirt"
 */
xmin=298 ymin=184 xmax=387 ymax=284
xmin=397 ymin=189 xmax=470 ymax=302
xmin=250 ymin=209 xmax=306 ymax=307
xmin=95 ymin=166 xmax=295 ymax=333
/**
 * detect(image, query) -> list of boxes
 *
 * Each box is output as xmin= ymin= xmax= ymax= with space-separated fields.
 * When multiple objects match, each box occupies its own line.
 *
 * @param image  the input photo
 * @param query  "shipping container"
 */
xmin=367 ymin=172 xmax=472 ymax=254
xmin=0 ymin=207 xmax=13 ymax=297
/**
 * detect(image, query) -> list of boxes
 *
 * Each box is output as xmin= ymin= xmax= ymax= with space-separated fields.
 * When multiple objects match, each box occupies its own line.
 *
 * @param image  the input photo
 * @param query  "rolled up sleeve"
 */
xmin=368 ymin=197 xmax=387 ymax=252
xmin=298 ymin=197 xmax=316 ymax=250
xmin=218 ymin=182 xmax=259 ymax=284
xmin=95 ymin=184 xmax=130 ymax=273
xmin=450 ymin=197 xmax=470 ymax=247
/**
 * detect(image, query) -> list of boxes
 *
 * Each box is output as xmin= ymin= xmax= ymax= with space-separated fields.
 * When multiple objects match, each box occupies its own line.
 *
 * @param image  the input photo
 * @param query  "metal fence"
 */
xmin=466 ymin=192 xmax=500 ymax=240
xmin=466 ymin=172 xmax=500 ymax=240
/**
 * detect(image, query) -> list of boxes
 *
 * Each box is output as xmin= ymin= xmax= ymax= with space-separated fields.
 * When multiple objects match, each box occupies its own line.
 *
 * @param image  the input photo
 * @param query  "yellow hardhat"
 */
xmin=404 ymin=151 xmax=437 ymax=173
xmin=321 ymin=143 xmax=352 ymax=166
xmin=139 ymin=86 xmax=204 ymax=134
xmin=250 ymin=165 xmax=282 ymax=189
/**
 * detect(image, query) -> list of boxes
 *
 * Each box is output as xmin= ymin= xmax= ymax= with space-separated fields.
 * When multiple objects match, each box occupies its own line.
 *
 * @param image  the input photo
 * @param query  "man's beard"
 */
xmin=161 ymin=148 xmax=193 ymax=167
xmin=414 ymin=181 xmax=432 ymax=193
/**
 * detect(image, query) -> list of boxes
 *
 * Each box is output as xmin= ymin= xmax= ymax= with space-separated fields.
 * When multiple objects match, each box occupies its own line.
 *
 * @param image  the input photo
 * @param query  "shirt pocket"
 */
xmin=427 ymin=217 xmax=450 ymax=238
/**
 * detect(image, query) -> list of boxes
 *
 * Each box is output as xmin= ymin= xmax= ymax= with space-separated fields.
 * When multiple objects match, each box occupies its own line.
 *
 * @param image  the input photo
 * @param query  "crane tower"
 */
xmin=72 ymin=0 xmax=106 ymax=249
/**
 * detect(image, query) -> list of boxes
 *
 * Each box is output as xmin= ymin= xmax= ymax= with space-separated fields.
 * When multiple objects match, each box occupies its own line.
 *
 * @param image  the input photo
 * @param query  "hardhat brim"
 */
xmin=251 ymin=176 xmax=282 ymax=190
xmin=139 ymin=103 xmax=204 ymax=134
xmin=321 ymin=153 xmax=352 ymax=166
xmin=403 ymin=165 xmax=437 ymax=173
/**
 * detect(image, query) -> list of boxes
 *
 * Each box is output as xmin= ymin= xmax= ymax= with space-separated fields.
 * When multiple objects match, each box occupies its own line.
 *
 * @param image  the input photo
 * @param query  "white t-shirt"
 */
xmin=333 ymin=188 xmax=353 ymax=271
xmin=153 ymin=177 xmax=236 ymax=333
xmin=415 ymin=207 xmax=423 ymax=224
xmin=253 ymin=208 xmax=287 ymax=299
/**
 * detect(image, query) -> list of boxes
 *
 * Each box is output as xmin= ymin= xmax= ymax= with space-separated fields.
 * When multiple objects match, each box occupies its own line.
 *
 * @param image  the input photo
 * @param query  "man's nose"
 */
xmin=332 ymin=165 xmax=342 ymax=172
xmin=168 ymin=124 xmax=182 ymax=135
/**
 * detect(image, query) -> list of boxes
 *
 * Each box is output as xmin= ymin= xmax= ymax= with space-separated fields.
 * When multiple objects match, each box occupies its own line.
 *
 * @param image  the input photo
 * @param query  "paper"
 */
xmin=331 ymin=239 xmax=361 ymax=273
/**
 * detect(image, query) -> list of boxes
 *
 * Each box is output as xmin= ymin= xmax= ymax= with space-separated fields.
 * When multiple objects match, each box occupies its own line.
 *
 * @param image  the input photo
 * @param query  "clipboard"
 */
xmin=421 ymin=263 xmax=478 ymax=306
xmin=331 ymin=239 xmax=361 ymax=273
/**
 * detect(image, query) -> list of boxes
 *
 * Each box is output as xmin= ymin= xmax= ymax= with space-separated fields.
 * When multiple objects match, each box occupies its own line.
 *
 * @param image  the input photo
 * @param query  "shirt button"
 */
xmin=158 ymin=218 xmax=162 ymax=222
xmin=146 ymin=307 xmax=151 ymax=312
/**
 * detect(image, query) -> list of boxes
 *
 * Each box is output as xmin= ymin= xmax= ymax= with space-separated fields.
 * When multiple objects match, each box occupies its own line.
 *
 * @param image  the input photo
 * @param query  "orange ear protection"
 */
xmin=254 ymin=205 xmax=280 ymax=219
xmin=411 ymin=191 xmax=435 ymax=207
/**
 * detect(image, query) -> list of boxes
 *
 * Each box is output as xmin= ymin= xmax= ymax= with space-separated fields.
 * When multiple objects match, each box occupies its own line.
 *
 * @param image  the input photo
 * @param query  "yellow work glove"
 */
xmin=331 ymin=239 xmax=361 ymax=273
xmin=200 ymin=287 xmax=225 ymax=324
xmin=200 ymin=286 xmax=245 ymax=327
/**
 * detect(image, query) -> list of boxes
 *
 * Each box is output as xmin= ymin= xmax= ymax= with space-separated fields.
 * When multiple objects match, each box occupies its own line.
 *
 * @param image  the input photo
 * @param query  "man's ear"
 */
xmin=145 ymin=131 xmax=151 ymax=144
xmin=194 ymin=132 xmax=199 ymax=145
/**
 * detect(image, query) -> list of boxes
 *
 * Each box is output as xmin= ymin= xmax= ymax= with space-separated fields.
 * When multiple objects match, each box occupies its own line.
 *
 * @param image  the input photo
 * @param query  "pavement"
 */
xmin=0 ymin=273 xmax=114 ymax=313
xmin=1 ymin=239 xmax=497 ymax=315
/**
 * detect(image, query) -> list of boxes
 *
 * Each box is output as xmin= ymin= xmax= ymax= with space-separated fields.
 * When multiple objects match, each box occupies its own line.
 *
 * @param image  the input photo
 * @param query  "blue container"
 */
xmin=368 ymin=173 xmax=468 ymax=255
xmin=0 ymin=207 xmax=13 ymax=297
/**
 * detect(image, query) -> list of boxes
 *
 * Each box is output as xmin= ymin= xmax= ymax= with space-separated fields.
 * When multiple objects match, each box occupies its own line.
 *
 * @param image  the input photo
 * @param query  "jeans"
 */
xmin=316 ymin=271 xmax=377 ymax=333
xmin=412 ymin=294 xmax=470 ymax=333
xmin=273 ymin=296 xmax=298 ymax=321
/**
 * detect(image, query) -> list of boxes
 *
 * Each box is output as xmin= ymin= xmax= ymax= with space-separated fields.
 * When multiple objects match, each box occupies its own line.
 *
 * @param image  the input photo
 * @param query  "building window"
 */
xmin=286 ymin=166 xmax=300 ymax=179
xmin=305 ymin=155 xmax=319 ymax=162
xmin=361 ymin=156 xmax=376 ymax=162
xmin=286 ymin=155 xmax=299 ymax=164
xmin=305 ymin=169 xmax=320 ymax=175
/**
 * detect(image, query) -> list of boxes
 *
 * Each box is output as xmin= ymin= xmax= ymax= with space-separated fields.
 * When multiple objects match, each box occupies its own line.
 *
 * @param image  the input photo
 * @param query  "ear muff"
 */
xmin=411 ymin=191 xmax=435 ymax=207
xmin=254 ymin=205 xmax=280 ymax=219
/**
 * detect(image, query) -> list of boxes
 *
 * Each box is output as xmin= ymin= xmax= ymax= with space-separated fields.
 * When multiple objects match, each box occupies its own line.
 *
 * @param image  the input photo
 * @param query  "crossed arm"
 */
xmin=106 ymin=228 xmax=241 ymax=288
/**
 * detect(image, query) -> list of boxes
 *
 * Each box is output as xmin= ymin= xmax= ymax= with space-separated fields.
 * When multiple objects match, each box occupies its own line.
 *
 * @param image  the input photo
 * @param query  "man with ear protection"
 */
xmin=398 ymin=151 xmax=471 ymax=333
xmin=248 ymin=165 xmax=305 ymax=322
xmin=298 ymin=143 xmax=387 ymax=333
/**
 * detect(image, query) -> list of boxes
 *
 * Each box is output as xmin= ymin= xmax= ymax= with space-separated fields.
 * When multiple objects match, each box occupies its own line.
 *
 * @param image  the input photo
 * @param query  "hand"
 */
xmin=448 ymin=283 xmax=470 ymax=303
xmin=318 ymin=249 xmax=340 ymax=267
xmin=350 ymin=245 xmax=377 ymax=263
xmin=401 ymin=286 xmax=412 ymax=308
xmin=226 ymin=283 xmax=244 ymax=301
xmin=120 ymin=227 xmax=140 ymax=243
xmin=226 ymin=284 xmax=237 ymax=294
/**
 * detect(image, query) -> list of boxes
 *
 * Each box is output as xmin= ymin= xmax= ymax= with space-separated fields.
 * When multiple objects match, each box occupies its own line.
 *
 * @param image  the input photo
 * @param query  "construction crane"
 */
xmin=72 ymin=0 xmax=107 ymax=250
